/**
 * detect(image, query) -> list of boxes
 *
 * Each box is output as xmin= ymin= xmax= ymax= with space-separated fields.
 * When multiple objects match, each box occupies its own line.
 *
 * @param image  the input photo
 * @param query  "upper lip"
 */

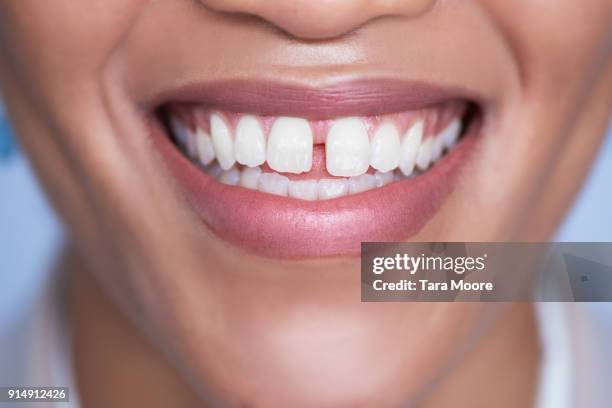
xmin=150 ymin=78 xmax=483 ymax=119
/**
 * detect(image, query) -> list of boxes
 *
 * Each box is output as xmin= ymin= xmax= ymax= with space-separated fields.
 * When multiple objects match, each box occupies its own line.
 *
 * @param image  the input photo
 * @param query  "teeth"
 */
xmin=374 ymin=171 xmax=394 ymax=187
xmin=258 ymin=172 xmax=290 ymax=196
xmin=218 ymin=166 xmax=240 ymax=185
xmin=431 ymin=134 xmax=444 ymax=163
xmin=174 ymin=110 xmax=465 ymax=200
xmin=234 ymin=115 xmax=266 ymax=167
xmin=326 ymin=117 xmax=370 ymax=177
xmin=370 ymin=123 xmax=401 ymax=172
xmin=442 ymin=118 xmax=461 ymax=149
xmin=170 ymin=118 xmax=197 ymax=158
xmin=210 ymin=113 xmax=235 ymax=170
xmin=267 ymin=117 xmax=313 ymax=174
xmin=318 ymin=178 xmax=349 ymax=199
xmin=288 ymin=180 xmax=318 ymax=201
xmin=239 ymin=166 xmax=262 ymax=190
xmin=187 ymin=132 xmax=197 ymax=158
xmin=170 ymin=117 xmax=189 ymax=146
xmin=206 ymin=162 xmax=223 ymax=178
xmin=195 ymin=128 xmax=216 ymax=166
xmin=398 ymin=120 xmax=423 ymax=176
xmin=416 ymin=138 xmax=433 ymax=171
xmin=348 ymin=174 xmax=377 ymax=194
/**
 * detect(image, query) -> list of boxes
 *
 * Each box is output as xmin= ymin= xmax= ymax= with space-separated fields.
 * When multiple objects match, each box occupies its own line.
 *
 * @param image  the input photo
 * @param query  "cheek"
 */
xmin=0 ymin=0 xmax=147 ymax=98
xmin=481 ymin=0 xmax=612 ymax=93
xmin=0 ymin=1 xmax=154 ymax=266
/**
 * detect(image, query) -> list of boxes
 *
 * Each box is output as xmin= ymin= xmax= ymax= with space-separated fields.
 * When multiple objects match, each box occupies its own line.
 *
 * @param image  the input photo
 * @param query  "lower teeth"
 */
xmin=201 ymin=162 xmax=423 ymax=201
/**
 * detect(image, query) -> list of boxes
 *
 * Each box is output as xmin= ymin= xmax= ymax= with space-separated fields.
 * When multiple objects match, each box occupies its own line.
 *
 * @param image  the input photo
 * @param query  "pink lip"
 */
xmin=149 ymin=79 xmax=481 ymax=258
xmin=148 ymin=79 xmax=482 ymax=119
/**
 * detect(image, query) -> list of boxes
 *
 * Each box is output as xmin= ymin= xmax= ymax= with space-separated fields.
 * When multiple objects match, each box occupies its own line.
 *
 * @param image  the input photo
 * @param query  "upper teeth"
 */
xmin=416 ymin=133 xmax=433 ymax=171
xmin=169 ymin=110 xmax=463 ymax=191
xmin=234 ymin=115 xmax=266 ymax=167
xmin=326 ymin=117 xmax=371 ymax=177
xmin=195 ymin=127 xmax=215 ymax=166
xmin=398 ymin=120 xmax=423 ymax=176
xmin=267 ymin=117 xmax=313 ymax=174
xmin=210 ymin=113 xmax=235 ymax=170
xmin=170 ymin=117 xmax=198 ymax=159
xmin=370 ymin=122 xmax=401 ymax=173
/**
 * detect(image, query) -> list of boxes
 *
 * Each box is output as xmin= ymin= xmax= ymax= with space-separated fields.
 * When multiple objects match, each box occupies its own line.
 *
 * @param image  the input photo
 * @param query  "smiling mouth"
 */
xmin=149 ymin=80 xmax=483 ymax=258
xmin=163 ymin=100 xmax=470 ymax=199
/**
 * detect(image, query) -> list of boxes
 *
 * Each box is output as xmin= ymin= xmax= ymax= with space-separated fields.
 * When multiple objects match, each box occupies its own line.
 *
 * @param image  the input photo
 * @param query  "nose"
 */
xmin=199 ymin=0 xmax=436 ymax=40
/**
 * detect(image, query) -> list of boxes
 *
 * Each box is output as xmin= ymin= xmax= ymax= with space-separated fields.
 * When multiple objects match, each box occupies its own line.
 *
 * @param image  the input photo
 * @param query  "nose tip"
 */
xmin=200 ymin=0 xmax=436 ymax=40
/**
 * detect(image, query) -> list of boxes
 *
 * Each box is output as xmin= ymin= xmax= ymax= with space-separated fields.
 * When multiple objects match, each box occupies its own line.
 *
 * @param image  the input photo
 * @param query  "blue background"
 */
xmin=0 ymin=104 xmax=611 ymax=332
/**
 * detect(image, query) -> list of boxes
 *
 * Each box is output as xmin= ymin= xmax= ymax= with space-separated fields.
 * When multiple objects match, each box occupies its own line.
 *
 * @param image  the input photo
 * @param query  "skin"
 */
xmin=0 ymin=0 xmax=611 ymax=406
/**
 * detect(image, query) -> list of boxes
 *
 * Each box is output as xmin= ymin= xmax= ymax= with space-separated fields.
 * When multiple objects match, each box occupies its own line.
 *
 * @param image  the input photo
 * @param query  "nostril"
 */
xmin=197 ymin=0 xmax=438 ymax=40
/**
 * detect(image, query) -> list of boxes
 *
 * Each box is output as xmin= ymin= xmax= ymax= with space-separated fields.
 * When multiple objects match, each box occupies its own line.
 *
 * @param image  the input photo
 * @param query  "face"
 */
xmin=1 ymin=0 xmax=611 ymax=405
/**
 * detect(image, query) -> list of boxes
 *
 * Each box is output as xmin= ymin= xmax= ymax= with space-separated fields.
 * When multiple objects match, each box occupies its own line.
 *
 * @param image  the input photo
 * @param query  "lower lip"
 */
xmin=151 ymin=120 xmax=478 ymax=259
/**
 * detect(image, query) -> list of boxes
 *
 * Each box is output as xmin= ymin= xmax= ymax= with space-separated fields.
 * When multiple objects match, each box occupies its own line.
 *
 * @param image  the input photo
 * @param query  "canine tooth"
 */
xmin=318 ymin=179 xmax=349 ymax=200
xmin=210 ymin=113 xmax=235 ymax=170
xmin=234 ymin=115 xmax=266 ymax=167
xmin=239 ymin=166 xmax=262 ymax=190
xmin=348 ymin=174 xmax=377 ymax=194
xmin=374 ymin=171 xmax=394 ymax=187
xmin=431 ymin=134 xmax=444 ymax=162
xmin=442 ymin=118 xmax=461 ymax=149
xmin=219 ymin=167 xmax=240 ymax=185
xmin=196 ymin=128 xmax=216 ymax=166
xmin=258 ymin=172 xmax=289 ymax=196
xmin=326 ymin=117 xmax=370 ymax=177
xmin=398 ymin=120 xmax=423 ymax=176
xmin=267 ymin=117 xmax=312 ymax=174
xmin=288 ymin=180 xmax=318 ymax=201
xmin=370 ymin=123 xmax=401 ymax=172
xmin=416 ymin=138 xmax=433 ymax=171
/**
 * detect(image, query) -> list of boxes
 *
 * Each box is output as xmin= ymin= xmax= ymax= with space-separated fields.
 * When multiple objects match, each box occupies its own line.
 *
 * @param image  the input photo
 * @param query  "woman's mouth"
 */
xmin=149 ymin=80 xmax=483 ymax=258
